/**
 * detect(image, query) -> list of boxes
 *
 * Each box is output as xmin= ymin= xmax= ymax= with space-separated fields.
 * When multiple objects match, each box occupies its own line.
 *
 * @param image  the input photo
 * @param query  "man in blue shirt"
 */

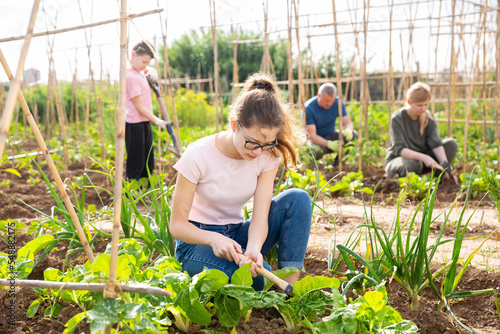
xmin=305 ymin=83 xmax=358 ymax=161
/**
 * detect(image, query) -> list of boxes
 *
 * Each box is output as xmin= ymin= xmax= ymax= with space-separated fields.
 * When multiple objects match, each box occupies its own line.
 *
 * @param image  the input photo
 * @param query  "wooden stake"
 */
xmin=388 ymin=0 xmax=395 ymax=137
xmin=0 ymin=279 xmax=172 ymax=297
xmin=496 ymin=0 xmax=500 ymax=160
xmin=0 ymin=49 xmax=95 ymax=263
xmin=332 ymin=0 xmax=344 ymax=172
xmin=432 ymin=0 xmax=443 ymax=115
xmin=231 ymin=25 xmax=239 ymax=101
xmin=0 ymin=0 xmax=40 ymax=162
xmin=359 ymin=0 xmax=370 ymax=172
xmin=210 ymin=0 xmax=221 ymax=131
xmin=447 ymin=0 xmax=457 ymax=137
xmin=482 ymin=1 xmax=488 ymax=160
xmin=293 ymin=0 xmax=305 ymax=127
xmin=287 ymin=0 xmax=294 ymax=105
xmin=105 ymin=0 xmax=128 ymax=300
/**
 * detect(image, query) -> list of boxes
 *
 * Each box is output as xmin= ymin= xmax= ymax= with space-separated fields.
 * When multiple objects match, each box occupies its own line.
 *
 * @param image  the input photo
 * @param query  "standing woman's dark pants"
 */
xmin=125 ymin=121 xmax=155 ymax=181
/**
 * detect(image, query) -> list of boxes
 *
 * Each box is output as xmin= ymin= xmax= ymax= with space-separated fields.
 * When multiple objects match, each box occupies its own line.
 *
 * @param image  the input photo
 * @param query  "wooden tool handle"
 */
xmin=237 ymin=253 xmax=293 ymax=296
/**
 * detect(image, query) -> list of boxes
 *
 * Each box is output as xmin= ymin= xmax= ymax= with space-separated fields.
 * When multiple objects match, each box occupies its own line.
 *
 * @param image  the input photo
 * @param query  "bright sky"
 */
xmin=0 ymin=0 xmax=496 ymax=84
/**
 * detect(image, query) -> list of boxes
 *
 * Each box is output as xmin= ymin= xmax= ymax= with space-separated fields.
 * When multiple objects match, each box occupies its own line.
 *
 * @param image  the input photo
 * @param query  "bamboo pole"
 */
xmin=231 ymin=25 xmax=239 ymax=101
xmin=0 ymin=279 xmax=173 ymax=297
xmin=332 ymin=0 xmax=344 ymax=172
xmin=447 ymin=0 xmax=457 ymax=137
xmin=432 ymin=0 xmax=443 ymax=115
xmin=105 ymin=0 xmax=127 ymax=300
xmin=358 ymin=0 xmax=370 ymax=172
xmin=293 ymin=0 xmax=305 ymax=127
xmin=73 ymin=57 xmax=80 ymax=142
xmin=463 ymin=7 xmax=485 ymax=168
xmin=78 ymin=2 xmax=107 ymax=168
xmin=0 ymin=9 xmax=163 ymax=44
xmin=99 ymin=51 xmax=107 ymax=164
xmin=261 ymin=1 xmax=270 ymax=74
xmin=210 ymin=0 xmax=221 ymax=131
xmin=388 ymin=0 xmax=395 ymax=135
xmin=44 ymin=68 xmax=53 ymax=138
xmin=287 ymin=0 xmax=294 ymax=105
xmin=496 ymin=0 xmax=500 ymax=160
xmin=197 ymin=62 xmax=202 ymax=93
xmin=0 ymin=49 xmax=95 ymax=263
xmin=50 ymin=64 xmax=69 ymax=177
xmin=482 ymin=1 xmax=488 ymax=159
xmin=0 ymin=0 xmax=40 ymax=163
xmin=84 ymin=67 xmax=91 ymax=169
xmin=162 ymin=20 xmax=181 ymax=145
xmin=161 ymin=20 xmax=181 ymax=147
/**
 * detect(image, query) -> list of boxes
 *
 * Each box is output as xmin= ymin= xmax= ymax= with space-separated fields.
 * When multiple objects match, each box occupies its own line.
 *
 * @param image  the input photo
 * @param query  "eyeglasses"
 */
xmin=237 ymin=123 xmax=278 ymax=151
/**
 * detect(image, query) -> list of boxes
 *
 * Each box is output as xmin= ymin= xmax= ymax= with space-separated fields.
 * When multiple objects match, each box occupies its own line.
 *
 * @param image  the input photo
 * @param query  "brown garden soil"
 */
xmin=1 ymin=146 xmax=500 ymax=333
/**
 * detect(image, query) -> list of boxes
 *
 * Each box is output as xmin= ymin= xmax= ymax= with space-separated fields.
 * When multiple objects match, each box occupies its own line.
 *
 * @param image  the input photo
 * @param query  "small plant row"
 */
xmin=330 ymin=170 xmax=500 ymax=333
xmin=1 ymin=237 xmax=417 ymax=334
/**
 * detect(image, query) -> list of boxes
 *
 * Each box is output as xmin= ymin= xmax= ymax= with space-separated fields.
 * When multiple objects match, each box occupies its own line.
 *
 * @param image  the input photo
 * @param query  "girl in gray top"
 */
xmin=385 ymin=82 xmax=458 ymax=184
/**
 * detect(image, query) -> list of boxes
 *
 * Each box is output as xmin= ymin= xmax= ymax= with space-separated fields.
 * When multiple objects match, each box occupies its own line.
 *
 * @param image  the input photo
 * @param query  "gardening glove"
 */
xmin=145 ymin=67 xmax=158 ymax=84
xmin=327 ymin=140 xmax=340 ymax=152
xmin=154 ymin=118 xmax=168 ymax=131
xmin=342 ymin=128 xmax=353 ymax=142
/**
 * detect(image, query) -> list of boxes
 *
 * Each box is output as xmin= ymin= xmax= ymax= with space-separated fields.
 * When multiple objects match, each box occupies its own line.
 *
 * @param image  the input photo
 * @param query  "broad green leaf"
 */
xmin=214 ymin=292 xmax=241 ymax=327
xmin=185 ymin=300 xmax=212 ymax=326
xmin=44 ymin=268 xmax=63 ymax=282
xmin=18 ymin=235 xmax=55 ymax=260
xmin=89 ymin=253 xmax=111 ymax=275
xmin=88 ymin=298 xmax=124 ymax=332
xmin=63 ymin=311 xmax=88 ymax=334
xmin=122 ymin=303 xmax=147 ymax=319
xmin=292 ymin=275 xmax=340 ymax=298
xmin=194 ymin=269 xmax=228 ymax=293
xmin=363 ymin=291 xmax=386 ymax=313
xmin=26 ymin=299 xmax=41 ymax=318
xmin=44 ymin=302 xmax=62 ymax=318
xmin=381 ymin=320 xmax=418 ymax=333
xmin=231 ymin=263 xmax=253 ymax=287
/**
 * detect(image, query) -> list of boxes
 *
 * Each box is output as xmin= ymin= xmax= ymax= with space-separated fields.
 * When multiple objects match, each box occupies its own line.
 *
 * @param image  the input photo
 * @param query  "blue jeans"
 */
xmin=175 ymin=188 xmax=312 ymax=290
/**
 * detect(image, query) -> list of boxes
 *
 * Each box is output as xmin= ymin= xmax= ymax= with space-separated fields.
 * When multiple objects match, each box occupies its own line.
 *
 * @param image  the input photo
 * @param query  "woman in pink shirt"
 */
xmin=170 ymin=73 xmax=312 ymax=290
xmin=125 ymin=40 xmax=168 ymax=181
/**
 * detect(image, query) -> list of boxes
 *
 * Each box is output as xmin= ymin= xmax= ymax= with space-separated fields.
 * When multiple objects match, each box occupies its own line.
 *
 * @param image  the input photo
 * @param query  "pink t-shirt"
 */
xmin=173 ymin=133 xmax=280 ymax=225
xmin=126 ymin=69 xmax=152 ymax=123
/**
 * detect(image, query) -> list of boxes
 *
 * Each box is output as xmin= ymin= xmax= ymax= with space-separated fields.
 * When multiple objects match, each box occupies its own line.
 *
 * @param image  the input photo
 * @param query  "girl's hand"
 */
xmin=423 ymin=155 xmax=441 ymax=170
xmin=209 ymin=234 xmax=242 ymax=264
xmin=240 ymin=249 xmax=264 ymax=277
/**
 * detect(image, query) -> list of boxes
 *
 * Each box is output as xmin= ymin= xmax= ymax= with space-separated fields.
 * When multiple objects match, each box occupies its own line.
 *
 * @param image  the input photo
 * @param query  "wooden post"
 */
xmin=481 ymin=1 xmax=488 ymax=160
xmin=50 ymin=64 xmax=69 ymax=177
xmin=358 ymin=0 xmax=370 ymax=172
xmin=496 ymin=0 xmax=500 ymax=159
xmin=463 ymin=6 xmax=486 ymax=168
xmin=73 ymin=56 xmax=79 ymax=142
xmin=99 ymin=51 xmax=107 ymax=164
xmin=0 ymin=0 xmax=40 ymax=162
xmin=332 ymin=0 xmax=344 ymax=172
xmin=231 ymin=25 xmax=239 ymax=101
xmin=105 ymin=0 xmax=127 ymax=300
xmin=260 ymin=1 xmax=270 ymax=74
xmin=161 ymin=21 xmax=181 ymax=152
xmin=287 ymin=0 xmax=294 ymax=105
xmin=293 ymin=0 xmax=305 ymax=127
xmin=447 ymin=0 xmax=457 ymax=137
xmin=210 ymin=0 xmax=221 ymax=132
xmin=388 ymin=0 xmax=395 ymax=136
xmin=432 ymin=0 xmax=443 ymax=115
xmin=0 ymin=49 xmax=95 ymax=263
